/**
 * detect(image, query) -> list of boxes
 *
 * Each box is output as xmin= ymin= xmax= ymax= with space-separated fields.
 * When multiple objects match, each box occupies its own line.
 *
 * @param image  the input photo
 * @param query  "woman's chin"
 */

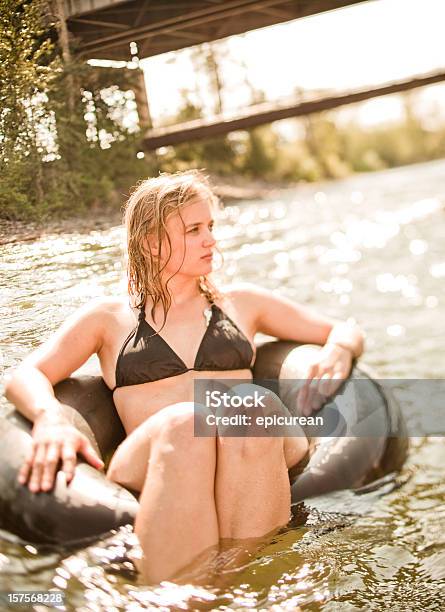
xmin=199 ymin=258 xmax=213 ymax=273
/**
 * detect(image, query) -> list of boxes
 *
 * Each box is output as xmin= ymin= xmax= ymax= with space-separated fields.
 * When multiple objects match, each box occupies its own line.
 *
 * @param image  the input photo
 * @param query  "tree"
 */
xmin=0 ymin=0 xmax=58 ymax=217
xmin=0 ymin=0 xmax=151 ymax=220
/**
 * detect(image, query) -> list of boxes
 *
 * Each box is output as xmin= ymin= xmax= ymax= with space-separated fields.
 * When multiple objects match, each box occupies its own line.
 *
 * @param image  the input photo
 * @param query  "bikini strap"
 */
xmin=138 ymin=304 xmax=146 ymax=321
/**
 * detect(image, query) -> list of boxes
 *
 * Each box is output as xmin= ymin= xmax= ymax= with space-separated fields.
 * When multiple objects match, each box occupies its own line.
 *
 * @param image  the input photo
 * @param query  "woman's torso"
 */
xmin=96 ymin=291 xmax=256 ymax=433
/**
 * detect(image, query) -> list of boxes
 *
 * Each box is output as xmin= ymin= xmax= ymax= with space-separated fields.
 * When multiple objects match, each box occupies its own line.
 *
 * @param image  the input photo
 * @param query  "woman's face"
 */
xmin=156 ymin=191 xmax=216 ymax=278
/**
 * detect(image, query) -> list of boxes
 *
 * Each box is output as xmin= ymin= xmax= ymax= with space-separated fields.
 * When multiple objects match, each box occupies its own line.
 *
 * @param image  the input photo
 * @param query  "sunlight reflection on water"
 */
xmin=1 ymin=160 xmax=444 ymax=609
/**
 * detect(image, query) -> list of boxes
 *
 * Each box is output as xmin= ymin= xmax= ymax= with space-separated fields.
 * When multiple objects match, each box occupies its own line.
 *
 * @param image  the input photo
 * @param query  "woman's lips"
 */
xmin=201 ymin=253 xmax=213 ymax=260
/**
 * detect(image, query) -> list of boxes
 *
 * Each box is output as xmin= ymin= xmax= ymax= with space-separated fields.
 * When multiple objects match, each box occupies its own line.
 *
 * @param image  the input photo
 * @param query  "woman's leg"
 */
xmin=107 ymin=403 xmax=219 ymax=583
xmin=214 ymin=385 xmax=308 ymax=539
xmin=215 ymin=436 xmax=306 ymax=540
xmin=107 ymin=398 xmax=308 ymax=583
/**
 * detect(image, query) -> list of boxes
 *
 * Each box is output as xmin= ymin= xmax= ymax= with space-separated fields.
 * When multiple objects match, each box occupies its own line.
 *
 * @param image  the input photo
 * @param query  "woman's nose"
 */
xmin=203 ymin=229 xmax=216 ymax=247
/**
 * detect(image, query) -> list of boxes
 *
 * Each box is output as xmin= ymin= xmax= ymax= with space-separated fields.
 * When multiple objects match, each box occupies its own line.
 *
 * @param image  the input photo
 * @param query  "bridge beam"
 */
xmin=142 ymin=71 xmax=445 ymax=150
xmin=65 ymin=0 xmax=368 ymax=61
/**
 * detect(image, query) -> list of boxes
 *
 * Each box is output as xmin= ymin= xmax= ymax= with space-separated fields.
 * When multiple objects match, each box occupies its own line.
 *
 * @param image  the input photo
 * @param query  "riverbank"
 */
xmin=1 ymin=159 xmax=443 ymax=609
xmin=0 ymin=174 xmax=288 ymax=245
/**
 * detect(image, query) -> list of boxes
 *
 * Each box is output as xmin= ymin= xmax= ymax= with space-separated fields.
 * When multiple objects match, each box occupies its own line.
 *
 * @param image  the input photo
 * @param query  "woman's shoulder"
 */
xmin=217 ymin=282 xmax=270 ymax=315
xmin=73 ymin=296 xmax=131 ymax=324
xmin=218 ymin=283 xmax=296 ymax=322
xmin=219 ymin=282 xmax=270 ymax=303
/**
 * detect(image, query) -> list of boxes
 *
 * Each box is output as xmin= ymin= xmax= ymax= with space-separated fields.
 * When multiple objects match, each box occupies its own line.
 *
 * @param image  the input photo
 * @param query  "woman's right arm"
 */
xmin=4 ymin=301 xmax=108 ymax=492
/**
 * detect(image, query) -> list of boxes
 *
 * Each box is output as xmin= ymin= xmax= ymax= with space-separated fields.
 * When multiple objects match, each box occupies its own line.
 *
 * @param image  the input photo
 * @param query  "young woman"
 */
xmin=4 ymin=170 xmax=364 ymax=583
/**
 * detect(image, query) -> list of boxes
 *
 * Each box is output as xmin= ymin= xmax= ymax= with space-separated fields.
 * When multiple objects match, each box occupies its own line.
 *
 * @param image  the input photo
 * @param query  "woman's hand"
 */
xmin=297 ymin=343 xmax=353 ymax=416
xmin=18 ymin=412 xmax=104 ymax=493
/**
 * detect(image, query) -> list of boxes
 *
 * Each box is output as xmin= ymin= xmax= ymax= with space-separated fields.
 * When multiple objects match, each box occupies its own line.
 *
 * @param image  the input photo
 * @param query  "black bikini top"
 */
xmin=114 ymin=301 xmax=255 ymax=390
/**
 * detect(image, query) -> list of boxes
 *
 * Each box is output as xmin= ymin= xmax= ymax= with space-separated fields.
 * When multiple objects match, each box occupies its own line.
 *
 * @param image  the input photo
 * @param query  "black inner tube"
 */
xmin=0 ymin=341 xmax=408 ymax=545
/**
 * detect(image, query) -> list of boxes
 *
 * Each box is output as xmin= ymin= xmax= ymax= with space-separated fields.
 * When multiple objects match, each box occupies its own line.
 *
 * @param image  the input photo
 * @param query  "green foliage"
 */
xmin=239 ymin=126 xmax=278 ymax=179
xmin=44 ymin=63 xmax=151 ymax=215
xmin=338 ymin=95 xmax=445 ymax=174
xmin=2 ymin=6 xmax=445 ymax=222
xmin=159 ymin=93 xmax=445 ymax=186
xmin=0 ymin=0 xmax=57 ymax=218
xmin=0 ymin=1 xmax=150 ymax=220
xmin=0 ymin=0 xmax=56 ymax=148
xmin=303 ymin=115 xmax=351 ymax=179
xmin=161 ymin=40 xmax=445 ymax=185
xmin=157 ymin=96 xmax=238 ymax=176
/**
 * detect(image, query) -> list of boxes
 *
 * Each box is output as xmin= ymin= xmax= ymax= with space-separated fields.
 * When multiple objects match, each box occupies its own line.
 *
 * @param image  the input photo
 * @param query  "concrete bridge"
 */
xmin=64 ymin=0 xmax=368 ymax=60
xmin=61 ymin=1 xmax=445 ymax=150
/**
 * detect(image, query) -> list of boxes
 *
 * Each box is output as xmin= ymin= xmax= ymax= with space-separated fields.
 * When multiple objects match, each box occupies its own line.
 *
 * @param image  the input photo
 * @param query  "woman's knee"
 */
xmin=150 ymin=402 xmax=215 ymax=460
xmin=154 ymin=402 xmax=201 ymax=437
xmin=106 ymin=405 xmax=197 ymax=486
xmin=107 ymin=441 xmax=144 ymax=490
xmin=107 ymin=403 xmax=214 ymax=486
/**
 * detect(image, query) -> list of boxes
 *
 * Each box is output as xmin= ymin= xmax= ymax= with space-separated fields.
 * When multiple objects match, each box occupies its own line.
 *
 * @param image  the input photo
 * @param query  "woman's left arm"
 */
xmin=236 ymin=285 xmax=365 ymax=414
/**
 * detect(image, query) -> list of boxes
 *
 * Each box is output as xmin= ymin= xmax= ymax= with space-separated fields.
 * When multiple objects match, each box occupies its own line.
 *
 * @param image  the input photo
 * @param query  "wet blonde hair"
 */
xmin=124 ymin=169 xmax=220 ymax=326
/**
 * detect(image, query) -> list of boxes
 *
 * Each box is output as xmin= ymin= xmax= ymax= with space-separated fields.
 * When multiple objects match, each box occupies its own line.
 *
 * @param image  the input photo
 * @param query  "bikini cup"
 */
xmin=113 ymin=303 xmax=254 ymax=389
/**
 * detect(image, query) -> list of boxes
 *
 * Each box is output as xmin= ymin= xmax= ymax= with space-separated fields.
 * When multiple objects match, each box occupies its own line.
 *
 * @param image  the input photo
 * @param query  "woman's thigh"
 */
xmin=107 ymin=396 xmax=308 ymax=493
xmin=106 ymin=416 xmax=156 ymax=492
xmin=106 ymin=401 xmax=211 ymax=492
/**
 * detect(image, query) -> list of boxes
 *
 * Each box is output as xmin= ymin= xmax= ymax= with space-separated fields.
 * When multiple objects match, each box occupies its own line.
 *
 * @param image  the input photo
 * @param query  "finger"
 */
xmin=327 ymin=372 xmax=345 ymax=397
xmin=18 ymin=442 xmax=35 ymax=485
xmin=311 ymin=392 xmax=326 ymax=413
xmin=297 ymin=385 xmax=308 ymax=413
xmin=297 ymin=364 xmax=317 ymax=412
xmin=298 ymin=385 xmax=312 ymax=416
xmin=29 ymin=443 xmax=46 ymax=493
xmin=80 ymin=439 xmax=104 ymax=470
xmin=300 ymin=382 xmax=318 ymax=415
xmin=305 ymin=363 xmax=317 ymax=383
xmin=307 ymin=376 xmax=331 ymax=414
xmin=318 ymin=372 xmax=332 ymax=397
xmin=302 ymin=376 xmax=322 ymax=415
xmin=304 ymin=386 xmax=321 ymax=416
xmin=41 ymin=443 xmax=61 ymax=492
xmin=61 ymin=445 xmax=77 ymax=482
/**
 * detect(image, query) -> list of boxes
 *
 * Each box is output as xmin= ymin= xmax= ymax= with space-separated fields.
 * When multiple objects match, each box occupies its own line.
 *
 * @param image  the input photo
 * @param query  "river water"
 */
xmin=0 ymin=159 xmax=444 ymax=610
